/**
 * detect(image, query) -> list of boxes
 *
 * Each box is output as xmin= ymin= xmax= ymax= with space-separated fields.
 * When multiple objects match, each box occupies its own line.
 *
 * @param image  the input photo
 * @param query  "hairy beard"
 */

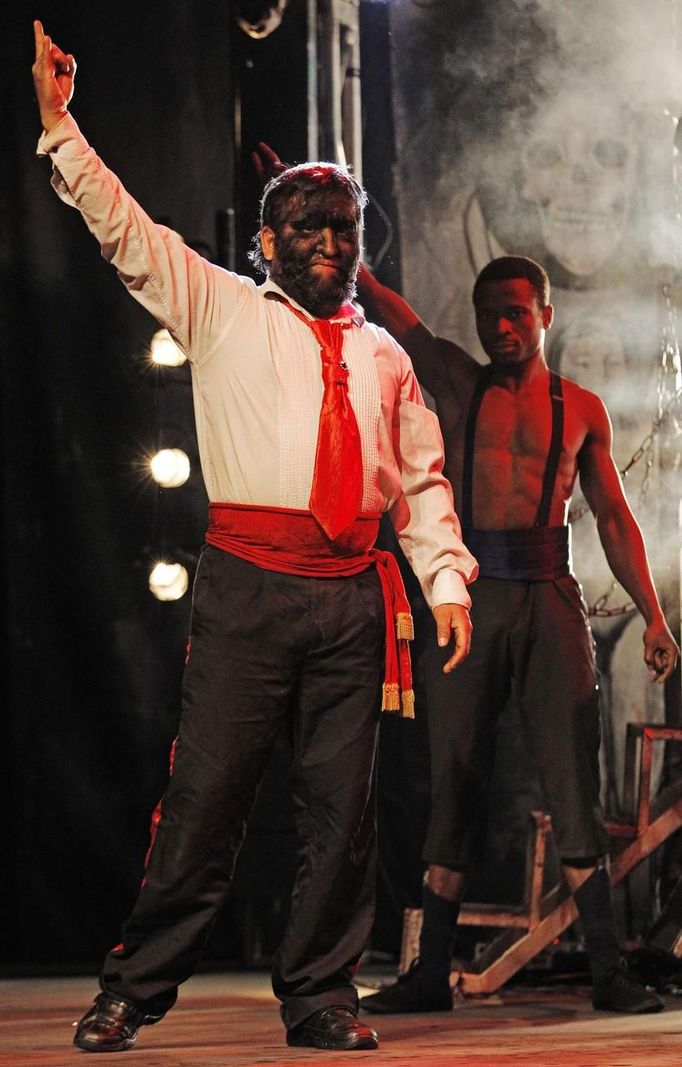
xmin=270 ymin=236 xmax=358 ymax=318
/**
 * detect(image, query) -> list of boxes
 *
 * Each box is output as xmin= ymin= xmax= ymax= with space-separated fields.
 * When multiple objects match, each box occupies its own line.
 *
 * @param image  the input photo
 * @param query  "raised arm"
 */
xmin=31 ymin=22 xmax=247 ymax=365
xmin=355 ymin=262 xmax=419 ymax=342
xmin=578 ymin=389 xmax=679 ymax=683
xmin=356 ymin=263 xmax=479 ymax=401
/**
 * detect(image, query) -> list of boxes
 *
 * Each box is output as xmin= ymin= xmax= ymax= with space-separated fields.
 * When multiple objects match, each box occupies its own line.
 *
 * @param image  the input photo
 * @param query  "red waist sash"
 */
xmin=206 ymin=503 xmax=415 ymax=717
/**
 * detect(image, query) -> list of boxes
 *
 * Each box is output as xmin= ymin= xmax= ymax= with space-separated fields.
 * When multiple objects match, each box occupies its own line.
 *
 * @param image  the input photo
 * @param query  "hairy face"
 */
xmin=261 ymin=188 xmax=361 ymax=317
xmin=474 ymin=278 xmax=553 ymax=367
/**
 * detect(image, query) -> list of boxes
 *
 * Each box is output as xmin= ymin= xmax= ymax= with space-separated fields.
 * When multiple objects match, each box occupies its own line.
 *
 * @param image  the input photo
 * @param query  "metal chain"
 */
xmin=589 ymin=582 xmax=636 ymax=618
xmin=568 ymin=384 xmax=682 ymax=526
xmin=585 ymin=4 xmax=682 ymax=618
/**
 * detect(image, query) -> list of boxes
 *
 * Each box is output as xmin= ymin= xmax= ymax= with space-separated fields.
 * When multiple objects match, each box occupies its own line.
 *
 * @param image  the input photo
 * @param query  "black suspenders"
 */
xmin=461 ymin=368 xmax=564 ymax=530
xmin=536 ymin=372 xmax=564 ymax=528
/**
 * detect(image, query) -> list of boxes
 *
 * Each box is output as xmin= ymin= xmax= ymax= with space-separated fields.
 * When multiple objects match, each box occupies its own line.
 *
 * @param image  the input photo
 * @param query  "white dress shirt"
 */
xmin=38 ymin=114 xmax=477 ymax=608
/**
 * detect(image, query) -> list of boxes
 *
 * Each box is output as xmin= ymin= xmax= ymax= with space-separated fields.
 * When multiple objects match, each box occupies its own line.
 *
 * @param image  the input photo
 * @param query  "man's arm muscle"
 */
xmin=356 ymin=264 xmax=478 ymax=400
xmin=578 ymin=390 xmax=679 ymax=682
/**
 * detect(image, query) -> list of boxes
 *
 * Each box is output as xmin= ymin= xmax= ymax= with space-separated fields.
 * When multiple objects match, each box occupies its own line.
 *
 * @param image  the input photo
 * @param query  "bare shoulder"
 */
xmin=560 ymin=375 xmax=611 ymax=439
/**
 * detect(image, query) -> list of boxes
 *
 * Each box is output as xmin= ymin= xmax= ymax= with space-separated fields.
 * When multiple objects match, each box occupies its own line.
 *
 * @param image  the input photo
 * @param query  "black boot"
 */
xmin=573 ymin=867 xmax=664 ymax=1014
xmin=592 ymin=963 xmax=664 ymax=1014
xmin=360 ymin=885 xmax=458 ymax=1014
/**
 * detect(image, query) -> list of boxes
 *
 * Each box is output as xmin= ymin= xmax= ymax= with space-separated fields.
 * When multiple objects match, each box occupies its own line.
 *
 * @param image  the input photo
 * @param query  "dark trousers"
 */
xmin=423 ymin=575 xmax=608 ymax=869
xmin=101 ymin=546 xmax=385 ymax=1029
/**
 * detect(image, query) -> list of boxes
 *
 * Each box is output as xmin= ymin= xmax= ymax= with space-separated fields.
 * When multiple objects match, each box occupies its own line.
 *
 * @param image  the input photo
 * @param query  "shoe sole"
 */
xmin=287 ymin=1034 xmax=379 ymax=1050
xmin=73 ymin=1034 xmax=138 ymax=1052
xmin=593 ymin=1000 xmax=664 ymax=1014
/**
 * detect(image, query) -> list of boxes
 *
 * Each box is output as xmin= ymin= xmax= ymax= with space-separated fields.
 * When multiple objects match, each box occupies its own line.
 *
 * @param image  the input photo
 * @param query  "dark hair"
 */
xmin=249 ymin=162 xmax=367 ymax=274
xmin=473 ymin=255 xmax=550 ymax=308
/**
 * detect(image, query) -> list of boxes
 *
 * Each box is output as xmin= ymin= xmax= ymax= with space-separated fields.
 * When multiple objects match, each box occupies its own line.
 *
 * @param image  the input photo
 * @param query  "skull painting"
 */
xmin=520 ymin=92 xmax=638 ymax=279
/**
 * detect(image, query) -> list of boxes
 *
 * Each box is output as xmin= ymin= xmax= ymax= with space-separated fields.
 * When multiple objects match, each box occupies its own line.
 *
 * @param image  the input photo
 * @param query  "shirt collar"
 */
xmin=260 ymin=277 xmax=365 ymax=327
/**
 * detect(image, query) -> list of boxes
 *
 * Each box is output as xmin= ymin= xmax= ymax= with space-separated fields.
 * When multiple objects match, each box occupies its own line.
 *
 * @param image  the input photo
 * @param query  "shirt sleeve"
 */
xmin=36 ymin=113 xmax=248 ymax=365
xmin=386 ymin=336 xmax=478 ymax=609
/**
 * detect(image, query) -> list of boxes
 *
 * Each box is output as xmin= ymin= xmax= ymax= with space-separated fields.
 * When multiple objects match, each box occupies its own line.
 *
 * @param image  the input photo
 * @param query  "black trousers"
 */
xmin=101 ymin=546 xmax=385 ymax=1029
xmin=423 ymin=575 xmax=608 ymax=869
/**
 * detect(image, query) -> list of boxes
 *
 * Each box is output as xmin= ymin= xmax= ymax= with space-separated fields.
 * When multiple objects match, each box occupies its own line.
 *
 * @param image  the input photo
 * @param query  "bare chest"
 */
xmin=477 ymin=388 xmax=557 ymax=459
xmin=443 ymin=379 xmax=587 ymax=528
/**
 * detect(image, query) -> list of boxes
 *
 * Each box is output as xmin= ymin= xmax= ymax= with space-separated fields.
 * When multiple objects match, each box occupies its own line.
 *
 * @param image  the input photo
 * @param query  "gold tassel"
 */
xmin=382 ymin=682 xmax=401 ymax=712
xmin=396 ymin=611 xmax=414 ymax=641
xmin=401 ymin=689 xmax=415 ymax=719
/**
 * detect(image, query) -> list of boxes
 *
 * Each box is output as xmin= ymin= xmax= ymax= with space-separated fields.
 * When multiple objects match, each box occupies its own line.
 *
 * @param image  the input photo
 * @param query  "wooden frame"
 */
xmin=398 ymin=723 xmax=682 ymax=994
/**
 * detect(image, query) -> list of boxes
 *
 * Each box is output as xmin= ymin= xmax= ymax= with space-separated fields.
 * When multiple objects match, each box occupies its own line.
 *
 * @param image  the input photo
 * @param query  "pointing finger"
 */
xmin=33 ymin=20 xmax=44 ymax=62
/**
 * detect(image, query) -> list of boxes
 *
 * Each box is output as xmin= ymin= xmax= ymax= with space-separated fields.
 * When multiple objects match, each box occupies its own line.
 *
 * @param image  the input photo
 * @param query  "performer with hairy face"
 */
xmin=250 ymin=172 xmax=364 ymax=317
xmin=32 ymin=21 xmax=477 ymax=1055
xmin=357 ymin=255 xmax=679 ymax=1016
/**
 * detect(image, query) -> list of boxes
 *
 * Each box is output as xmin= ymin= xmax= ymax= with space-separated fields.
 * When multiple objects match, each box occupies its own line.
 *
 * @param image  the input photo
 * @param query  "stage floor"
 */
xmin=2 ymin=972 xmax=682 ymax=1066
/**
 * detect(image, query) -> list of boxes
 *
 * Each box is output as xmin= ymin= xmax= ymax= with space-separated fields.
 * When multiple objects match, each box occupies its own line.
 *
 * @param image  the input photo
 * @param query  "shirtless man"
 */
xmin=357 ymin=255 xmax=679 ymax=1015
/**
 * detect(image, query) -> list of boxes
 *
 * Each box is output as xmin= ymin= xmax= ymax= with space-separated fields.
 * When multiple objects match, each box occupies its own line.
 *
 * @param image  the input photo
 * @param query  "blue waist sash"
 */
xmin=464 ymin=525 xmax=570 ymax=582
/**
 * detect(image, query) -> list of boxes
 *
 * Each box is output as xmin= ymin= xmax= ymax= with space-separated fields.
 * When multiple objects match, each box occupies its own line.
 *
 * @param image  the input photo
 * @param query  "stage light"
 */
xmin=149 ymin=561 xmax=189 ymax=601
xmin=150 ymin=328 xmax=186 ymax=366
xmin=150 ymin=448 xmax=191 ymax=488
xmin=236 ymin=0 xmax=289 ymax=39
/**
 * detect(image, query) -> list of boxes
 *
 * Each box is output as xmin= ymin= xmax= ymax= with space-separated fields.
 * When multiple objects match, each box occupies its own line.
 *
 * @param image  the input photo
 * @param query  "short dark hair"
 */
xmin=249 ymin=162 xmax=368 ymax=274
xmin=473 ymin=255 xmax=550 ymax=308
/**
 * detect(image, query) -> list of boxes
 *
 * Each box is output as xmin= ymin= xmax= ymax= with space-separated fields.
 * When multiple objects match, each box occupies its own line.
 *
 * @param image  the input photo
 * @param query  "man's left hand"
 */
xmin=432 ymin=603 xmax=472 ymax=673
xmin=32 ymin=21 xmax=76 ymax=132
xmin=643 ymin=620 xmax=680 ymax=683
xmin=251 ymin=142 xmax=288 ymax=193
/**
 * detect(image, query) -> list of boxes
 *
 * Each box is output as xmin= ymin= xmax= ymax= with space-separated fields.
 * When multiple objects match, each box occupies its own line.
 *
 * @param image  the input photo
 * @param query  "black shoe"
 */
xmin=592 ymin=965 xmax=664 ymax=1014
xmin=360 ymin=959 xmax=452 ymax=1014
xmin=73 ymin=993 xmax=163 ymax=1053
xmin=287 ymin=1007 xmax=379 ymax=1050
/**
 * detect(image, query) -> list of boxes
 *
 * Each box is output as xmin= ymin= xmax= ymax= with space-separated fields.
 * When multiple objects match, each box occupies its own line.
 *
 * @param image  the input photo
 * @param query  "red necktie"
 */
xmin=306 ymin=317 xmax=363 ymax=540
xmin=277 ymin=300 xmax=363 ymax=539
